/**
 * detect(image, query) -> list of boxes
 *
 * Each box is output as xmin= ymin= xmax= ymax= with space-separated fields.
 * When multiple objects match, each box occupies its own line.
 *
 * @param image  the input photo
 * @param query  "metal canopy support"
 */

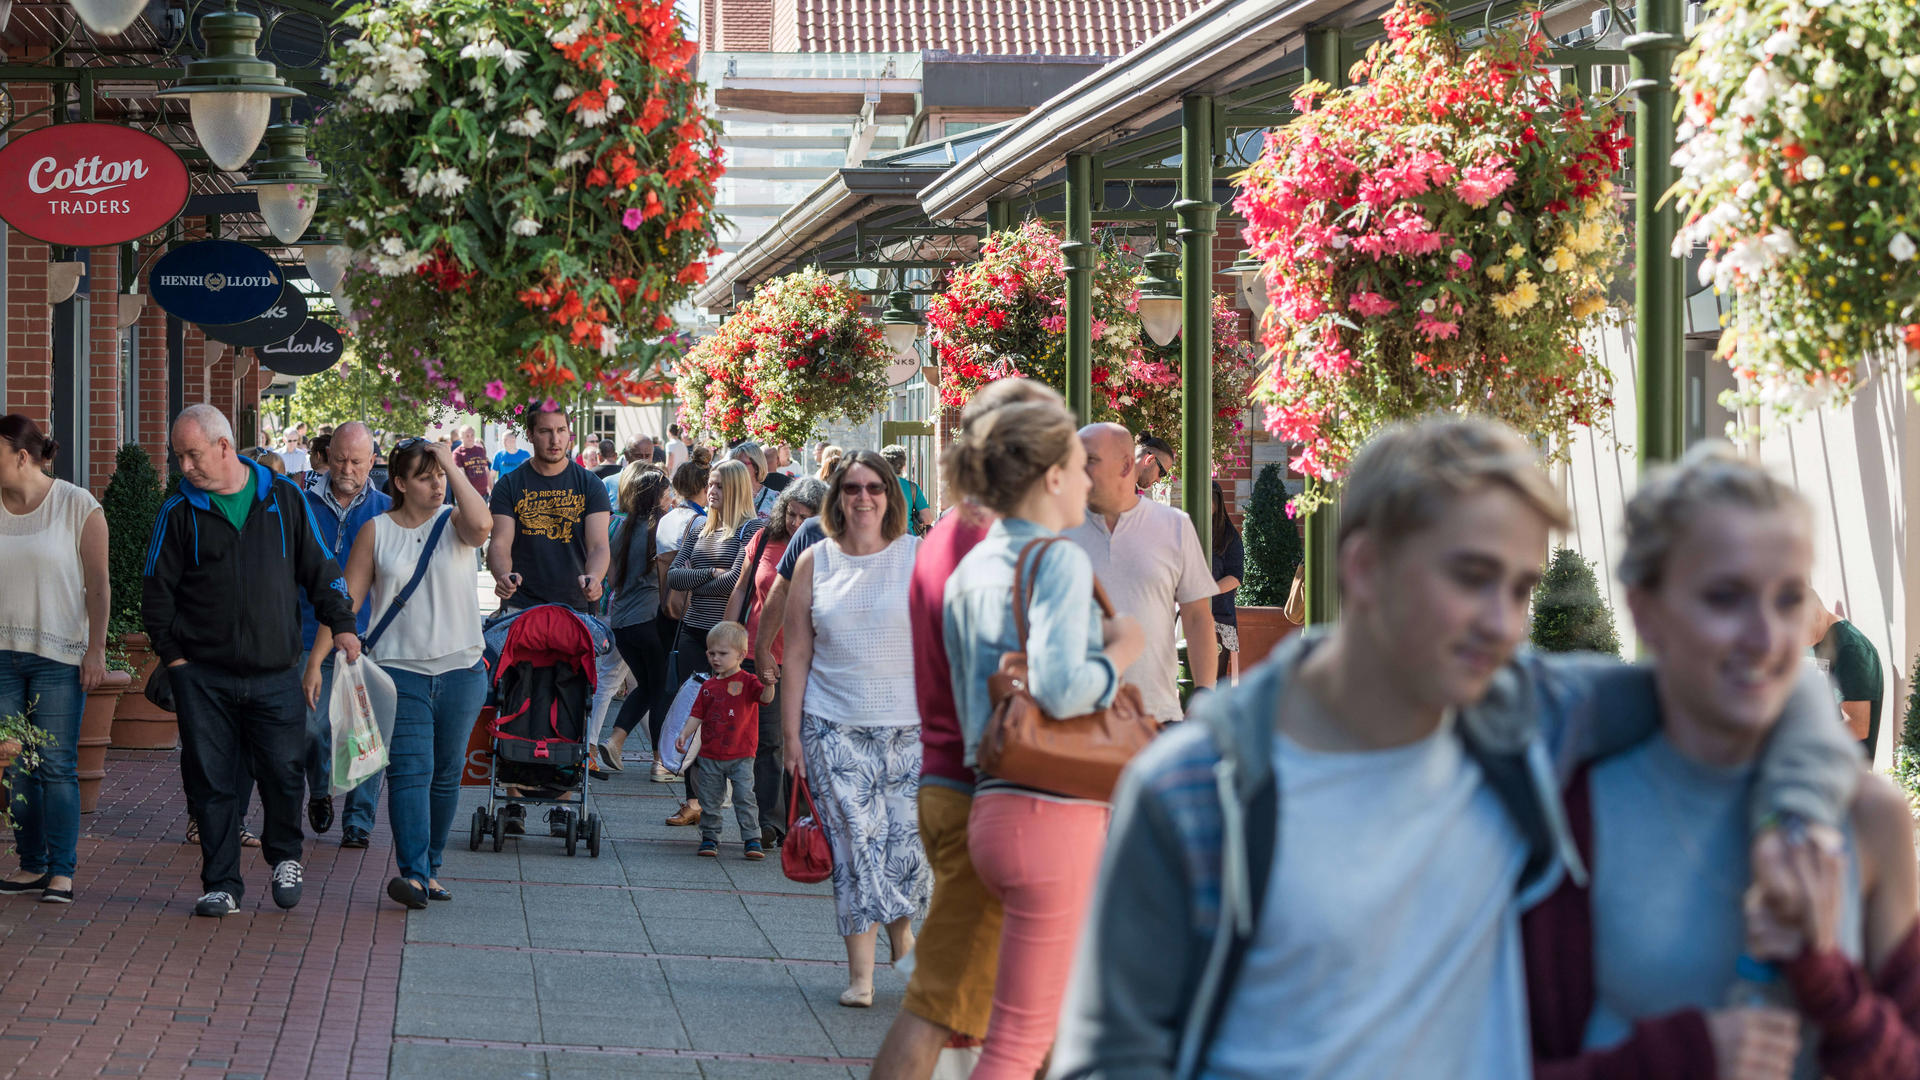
xmin=1177 ymin=96 xmax=1216 ymax=555
xmin=986 ymin=199 xmax=1014 ymax=232
xmin=1628 ymin=0 xmax=1685 ymax=469
xmin=1303 ymin=25 xmax=1343 ymax=627
xmin=1063 ymin=153 xmax=1095 ymax=424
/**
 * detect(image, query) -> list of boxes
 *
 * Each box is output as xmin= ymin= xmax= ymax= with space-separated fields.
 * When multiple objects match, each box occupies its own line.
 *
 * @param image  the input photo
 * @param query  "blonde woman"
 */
xmin=661 ymin=459 xmax=765 ymax=826
xmin=816 ymin=445 xmax=844 ymax=482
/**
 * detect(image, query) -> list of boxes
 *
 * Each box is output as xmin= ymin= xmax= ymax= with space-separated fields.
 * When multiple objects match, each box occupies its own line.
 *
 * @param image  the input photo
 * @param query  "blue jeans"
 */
xmin=384 ymin=664 xmax=488 ymax=884
xmin=0 ymin=651 xmax=83 ymax=879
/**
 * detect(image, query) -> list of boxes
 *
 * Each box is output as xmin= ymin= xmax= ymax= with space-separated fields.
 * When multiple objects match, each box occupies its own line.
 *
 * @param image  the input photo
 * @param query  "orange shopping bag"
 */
xmin=461 ymin=706 xmax=495 ymax=786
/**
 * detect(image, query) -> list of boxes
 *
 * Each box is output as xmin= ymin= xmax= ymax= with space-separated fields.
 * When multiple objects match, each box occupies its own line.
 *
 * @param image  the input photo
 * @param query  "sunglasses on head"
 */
xmin=394 ymin=436 xmax=429 ymax=452
xmin=839 ymin=481 xmax=889 ymax=497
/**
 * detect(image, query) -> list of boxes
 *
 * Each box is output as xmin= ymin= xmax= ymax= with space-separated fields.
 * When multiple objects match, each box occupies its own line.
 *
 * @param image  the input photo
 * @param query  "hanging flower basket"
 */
xmin=1672 ymin=0 xmax=1920 ymax=418
xmin=322 ymin=0 xmax=724 ymax=419
xmin=927 ymin=221 xmax=1141 ymax=410
xmin=1105 ymin=293 xmax=1260 ymax=468
xmin=677 ymin=312 xmax=758 ymax=445
xmin=1234 ymin=0 xmax=1628 ymax=513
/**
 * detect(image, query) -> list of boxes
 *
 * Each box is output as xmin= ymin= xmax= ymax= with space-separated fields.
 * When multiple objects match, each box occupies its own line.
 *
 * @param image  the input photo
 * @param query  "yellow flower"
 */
xmin=1552 ymin=246 xmax=1577 ymax=271
xmin=1491 ymin=290 xmax=1524 ymax=318
xmin=1571 ymin=292 xmax=1608 ymax=319
xmin=1507 ymin=244 xmax=1527 ymax=260
xmin=1486 ymin=264 xmax=1509 ymax=283
xmin=1516 ymin=268 xmax=1534 ymax=284
xmin=1512 ymin=281 xmax=1540 ymax=309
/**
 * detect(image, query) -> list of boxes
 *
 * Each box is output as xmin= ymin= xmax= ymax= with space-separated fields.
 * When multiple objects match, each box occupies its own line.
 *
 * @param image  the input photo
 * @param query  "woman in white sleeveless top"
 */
xmin=316 ymin=439 xmax=491 ymax=909
xmin=782 ymin=451 xmax=931 ymax=1007
xmin=0 ymin=416 xmax=108 ymax=905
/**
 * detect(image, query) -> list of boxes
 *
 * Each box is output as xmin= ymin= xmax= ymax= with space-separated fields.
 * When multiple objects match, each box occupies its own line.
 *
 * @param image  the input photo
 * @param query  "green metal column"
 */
xmin=1062 ymin=154 xmax=1095 ymax=425
xmin=986 ymin=199 xmax=1013 ymax=234
xmin=1303 ymin=26 xmax=1344 ymax=625
xmin=1627 ymin=0 xmax=1686 ymax=467
xmin=1176 ymin=97 xmax=1216 ymax=556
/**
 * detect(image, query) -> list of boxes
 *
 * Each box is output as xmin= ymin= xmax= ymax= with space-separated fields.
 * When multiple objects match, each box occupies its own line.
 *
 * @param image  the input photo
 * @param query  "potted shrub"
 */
xmin=79 ymin=656 xmax=133 ymax=814
xmin=100 ymin=444 xmax=176 ymax=748
xmin=1237 ymin=464 xmax=1306 ymax=667
xmin=1530 ymin=548 xmax=1622 ymax=656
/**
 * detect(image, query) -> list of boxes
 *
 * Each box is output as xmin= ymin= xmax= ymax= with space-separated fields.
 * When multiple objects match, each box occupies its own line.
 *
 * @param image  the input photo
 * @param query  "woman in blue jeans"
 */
xmin=0 ymin=415 xmax=109 ymax=905
xmin=315 ymin=439 xmax=491 ymax=908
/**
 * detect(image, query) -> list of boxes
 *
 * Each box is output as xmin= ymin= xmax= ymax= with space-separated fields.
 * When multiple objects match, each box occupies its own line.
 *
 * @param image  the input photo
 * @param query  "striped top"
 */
xmin=665 ymin=515 xmax=765 ymax=631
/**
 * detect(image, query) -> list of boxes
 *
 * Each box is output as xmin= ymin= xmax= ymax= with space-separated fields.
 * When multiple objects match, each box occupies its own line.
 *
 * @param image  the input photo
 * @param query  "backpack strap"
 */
xmin=363 ymin=509 xmax=453 ymax=653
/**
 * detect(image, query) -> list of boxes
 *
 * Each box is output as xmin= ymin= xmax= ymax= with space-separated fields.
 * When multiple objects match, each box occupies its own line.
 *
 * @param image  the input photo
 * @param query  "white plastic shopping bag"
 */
xmin=329 ymin=656 xmax=397 ymax=796
xmin=655 ymin=672 xmax=708 ymax=775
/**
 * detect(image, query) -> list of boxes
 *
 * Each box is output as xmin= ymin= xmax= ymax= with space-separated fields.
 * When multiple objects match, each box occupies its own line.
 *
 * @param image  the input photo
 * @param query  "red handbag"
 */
xmin=781 ymin=776 xmax=832 ymax=884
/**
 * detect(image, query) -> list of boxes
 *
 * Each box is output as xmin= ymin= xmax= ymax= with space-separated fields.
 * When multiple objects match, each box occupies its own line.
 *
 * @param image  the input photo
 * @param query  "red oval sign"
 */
xmin=0 ymin=123 xmax=189 ymax=247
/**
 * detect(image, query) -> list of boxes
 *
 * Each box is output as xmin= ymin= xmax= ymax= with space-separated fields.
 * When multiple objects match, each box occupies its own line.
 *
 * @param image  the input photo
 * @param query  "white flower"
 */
xmin=553 ymin=150 xmax=591 ymax=170
xmin=381 ymin=236 xmax=406 ymax=255
xmin=605 ymin=94 xmax=627 ymax=114
xmin=1760 ymin=227 xmax=1799 ymax=258
xmin=1542 ymin=255 xmax=1559 ymax=272
xmin=554 ymin=84 xmax=578 ymax=101
xmin=1846 ymin=26 xmax=1867 ymax=48
xmin=1801 ymin=155 xmax=1826 ymax=179
xmin=578 ymin=108 xmax=608 ymax=127
xmin=1418 ymin=298 xmax=1436 ymax=313
xmin=1762 ymin=29 xmax=1797 ymax=55
xmin=1903 ymin=75 xmax=1918 ymax=94
xmin=1117 ymin=394 xmax=1136 ymax=407
xmin=1330 ymin=234 xmax=1349 ymax=250
xmin=598 ymin=326 xmax=622 ymax=358
xmin=1496 ymin=210 xmax=1512 ymax=226
xmin=1907 ymin=57 xmax=1920 ymax=76
xmin=1891 ymin=233 xmax=1918 ymax=262
xmin=500 ymin=48 xmax=529 ymax=73
xmin=1881 ymin=56 xmax=1903 ymax=77
xmin=505 ymin=106 xmax=547 ymax=137
xmin=511 ymin=216 xmax=542 ymax=237
xmin=1698 ymin=256 xmax=1719 ymax=286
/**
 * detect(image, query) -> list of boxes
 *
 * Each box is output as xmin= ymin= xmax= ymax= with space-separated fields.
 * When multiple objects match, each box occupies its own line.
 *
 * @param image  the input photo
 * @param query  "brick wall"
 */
xmin=85 ymin=247 xmax=122 ymax=493
xmin=134 ymin=293 xmax=170 ymax=468
xmin=718 ymin=0 xmax=774 ymax=49
xmin=5 ymin=227 xmax=51 ymax=427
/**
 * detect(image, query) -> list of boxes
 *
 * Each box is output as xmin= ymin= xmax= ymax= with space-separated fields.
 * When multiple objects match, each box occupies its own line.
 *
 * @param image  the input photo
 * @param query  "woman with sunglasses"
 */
xmin=784 ymin=451 xmax=931 ymax=1008
xmin=315 ymin=438 xmax=491 ymax=909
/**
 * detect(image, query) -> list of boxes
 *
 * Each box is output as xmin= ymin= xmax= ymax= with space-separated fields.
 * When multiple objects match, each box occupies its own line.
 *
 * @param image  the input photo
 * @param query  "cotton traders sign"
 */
xmin=256 ymin=319 xmax=342 ymax=376
xmin=150 ymin=240 xmax=284 ymax=325
xmin=0 ymin=123 xmax=189 ymax=247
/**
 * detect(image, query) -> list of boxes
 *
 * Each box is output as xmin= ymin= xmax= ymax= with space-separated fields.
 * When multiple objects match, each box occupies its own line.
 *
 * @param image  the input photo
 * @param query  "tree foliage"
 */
xmin=1530 ymin=547 xmax=1621 ymax=655
xmin=288 ymin=354 xmax=449 ymax=438
xmin=1241 ymin=464 xmax=1305 ymax=607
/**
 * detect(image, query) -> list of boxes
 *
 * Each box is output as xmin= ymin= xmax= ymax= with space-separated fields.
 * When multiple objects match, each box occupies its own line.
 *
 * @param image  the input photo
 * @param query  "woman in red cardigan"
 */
xmin=1525 ymin=444 xmax=1920 ymax=1080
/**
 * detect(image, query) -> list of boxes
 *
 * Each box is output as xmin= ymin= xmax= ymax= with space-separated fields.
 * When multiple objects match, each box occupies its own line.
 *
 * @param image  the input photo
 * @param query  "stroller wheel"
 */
xmin=564 ymin=813 xmax=579 ymax=857
xmin=586 ymin=814 xmax=602 ymax=859
xmin=469 ymin=807 xmax=486 ymax=851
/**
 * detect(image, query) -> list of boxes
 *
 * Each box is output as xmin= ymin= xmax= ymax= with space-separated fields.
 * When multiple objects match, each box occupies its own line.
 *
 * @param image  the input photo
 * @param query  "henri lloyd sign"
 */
xmin=0 ymin=123 xmax=189 ymax=246
xmin=150 ymin=240 xmax=285 ymax=325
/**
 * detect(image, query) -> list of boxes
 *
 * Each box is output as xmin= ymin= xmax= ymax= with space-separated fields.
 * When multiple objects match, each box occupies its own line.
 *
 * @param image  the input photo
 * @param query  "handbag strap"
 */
xmin=363 ymin=509 xmax=453 ymax=653
xmin=1010 ymin=536 xmax=1117 ymax=652
xmin=787 ymin=774 xmax=819 ymax=830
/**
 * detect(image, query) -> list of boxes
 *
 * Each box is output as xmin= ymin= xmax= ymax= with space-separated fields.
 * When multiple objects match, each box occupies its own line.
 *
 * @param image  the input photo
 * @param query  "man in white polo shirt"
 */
xmin=1064 ymin=423 xmax=1216 ymax=724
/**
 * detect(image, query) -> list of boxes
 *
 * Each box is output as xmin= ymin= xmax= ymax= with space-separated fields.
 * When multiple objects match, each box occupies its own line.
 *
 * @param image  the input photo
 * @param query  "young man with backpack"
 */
xmin=1049 ymin=416 xmax=1864 ymax=1080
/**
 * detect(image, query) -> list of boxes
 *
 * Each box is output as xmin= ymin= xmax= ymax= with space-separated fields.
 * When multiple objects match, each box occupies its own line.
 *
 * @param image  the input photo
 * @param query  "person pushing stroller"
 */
xmin=676 ymin=622 xmax=772 ymax=859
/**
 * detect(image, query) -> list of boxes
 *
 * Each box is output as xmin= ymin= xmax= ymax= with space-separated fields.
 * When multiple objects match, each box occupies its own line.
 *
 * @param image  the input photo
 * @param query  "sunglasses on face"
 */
xmin=840 ymin=482 xmax=889 ymax=497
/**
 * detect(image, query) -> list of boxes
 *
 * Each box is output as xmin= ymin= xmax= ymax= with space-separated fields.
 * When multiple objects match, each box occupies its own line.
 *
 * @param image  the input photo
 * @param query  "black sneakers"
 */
xmin=270 ymin=861 xmax=304 ymax=909
xmin=340 ymin=826 xmax=371 ymax=849
xmin=308 ymin=795 xmax=335 ymax=834
xmin=501 ymin=805 xmax=526 ymax=835
xmin=194 ymin=891 xmax=240 ymax=917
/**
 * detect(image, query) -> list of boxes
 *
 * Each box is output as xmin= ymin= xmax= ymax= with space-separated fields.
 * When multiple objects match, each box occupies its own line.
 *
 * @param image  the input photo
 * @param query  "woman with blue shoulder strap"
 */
xmin=312 ymin=438 xmax=493 ymax=910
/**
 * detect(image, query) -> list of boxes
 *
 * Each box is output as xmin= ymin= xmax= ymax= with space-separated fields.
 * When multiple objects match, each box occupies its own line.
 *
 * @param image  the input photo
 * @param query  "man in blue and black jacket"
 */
xmin=143 ymin=404 xmax=362 ymax=919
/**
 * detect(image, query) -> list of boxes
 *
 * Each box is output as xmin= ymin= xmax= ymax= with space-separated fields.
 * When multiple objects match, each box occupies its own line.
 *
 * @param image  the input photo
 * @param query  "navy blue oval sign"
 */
xmin=256 ymin=318 xmax=343 ymax=376
xmin=150 ymin=239 xmax=284 ymax=325
xmin=202 ymin=281 xmax=308 ymax=347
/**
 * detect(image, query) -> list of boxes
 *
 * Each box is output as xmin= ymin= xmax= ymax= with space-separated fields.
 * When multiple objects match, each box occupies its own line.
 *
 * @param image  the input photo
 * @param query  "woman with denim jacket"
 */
xmin=941 ymin=393 xmax=1145 ymax=1080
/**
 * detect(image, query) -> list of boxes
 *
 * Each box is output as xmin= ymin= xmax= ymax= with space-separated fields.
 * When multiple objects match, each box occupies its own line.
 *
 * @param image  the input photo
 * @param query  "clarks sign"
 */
xmin=257 ymin=319 xmax=343 ymax=376
xmin=0 ymin=123 xmax=189 ymax=247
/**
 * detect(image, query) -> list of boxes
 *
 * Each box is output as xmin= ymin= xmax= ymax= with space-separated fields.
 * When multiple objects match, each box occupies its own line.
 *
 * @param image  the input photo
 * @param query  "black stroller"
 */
xmin=468 ymin=604 xmax=605 ymax=857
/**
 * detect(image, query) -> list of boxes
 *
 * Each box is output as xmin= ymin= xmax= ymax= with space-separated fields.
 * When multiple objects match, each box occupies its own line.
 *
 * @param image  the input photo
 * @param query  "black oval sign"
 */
xmin=150 ymin=239 xmax=284 ymax=324
xmin=202 ymin=281 xmax=308 ymax=346
xmin=256 ymin=319 xmax=343 ymax=376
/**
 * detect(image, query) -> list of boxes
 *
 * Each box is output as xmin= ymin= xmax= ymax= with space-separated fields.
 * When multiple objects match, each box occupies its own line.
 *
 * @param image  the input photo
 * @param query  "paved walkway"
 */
xmin=0 ymin=732 xmax=901 ymax=1079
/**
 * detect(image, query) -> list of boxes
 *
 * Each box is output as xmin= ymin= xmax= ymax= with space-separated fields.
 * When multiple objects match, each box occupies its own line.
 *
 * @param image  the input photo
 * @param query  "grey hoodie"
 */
xmin=1048 ymin=632 xmax=1861 ymax=1080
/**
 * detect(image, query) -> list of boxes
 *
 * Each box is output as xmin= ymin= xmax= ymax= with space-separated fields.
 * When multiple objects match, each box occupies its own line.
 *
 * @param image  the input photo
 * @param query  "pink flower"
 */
xmin=622 ymin=207 xmax=646 ymax=230
xmin=1417 ymin=312 xmax=1461 ymax=340
xmin=1454 ymin=160 xmax=1517 ymax=208
xmin=1347 ymin=291 xmax=1397 ymax=317
xmin=485 ymin=380 xmax=507 ymax=402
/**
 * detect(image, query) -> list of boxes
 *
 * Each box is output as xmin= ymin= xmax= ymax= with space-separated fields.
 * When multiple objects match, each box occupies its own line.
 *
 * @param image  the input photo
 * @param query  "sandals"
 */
xmin=386 ymin=877 xmax=428 ymax=910
xmin=241 ymin=829 xmax=262 ymax=849
xmin=184 ymin=818 xmax=200 ymax=845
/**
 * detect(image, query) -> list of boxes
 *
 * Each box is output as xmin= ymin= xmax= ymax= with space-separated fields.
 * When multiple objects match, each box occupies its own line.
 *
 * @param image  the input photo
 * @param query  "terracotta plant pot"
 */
xmin=1235 ymin=605 xmax=1301 ymax=671
xmin=79 ymin=670 xmax=132 ymax=814
xmin=111 ymin=632 xmax=178 ymax=749
xmin=0 ymin=739 xmax=19 ymax=772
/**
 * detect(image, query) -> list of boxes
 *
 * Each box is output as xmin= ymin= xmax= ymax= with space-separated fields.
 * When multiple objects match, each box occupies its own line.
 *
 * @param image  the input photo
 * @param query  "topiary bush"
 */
xmin=100 ymin=444 xmax=166 ymax=637
xmin=1894 ymin=653 xmax=1920 ymax=804
xmin=1241 ymin=463 xmax=1305 ymax=607
xmin=1531 ymin=547 xmax=1621 ymax=656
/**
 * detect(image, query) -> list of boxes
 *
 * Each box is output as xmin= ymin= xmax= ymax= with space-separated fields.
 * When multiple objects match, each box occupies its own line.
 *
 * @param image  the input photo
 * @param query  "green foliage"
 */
xmin=288 ymin=355 xmax=448 ymax=439
xmin=1530 ymin=547 xmax=1622 ymax=656
xmin=1894 ymin=653 xmax=1920 ymax=805
xmin=1241 ymin=464 xmax=1305 ymax=607
xmin=100 ymin=444 xmax=165 ymax=637
xmin=0 ymin=700 xmax=55 ymax=832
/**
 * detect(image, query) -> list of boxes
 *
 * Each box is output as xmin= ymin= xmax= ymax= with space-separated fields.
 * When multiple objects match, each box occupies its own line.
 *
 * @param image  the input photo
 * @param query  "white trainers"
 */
xmin=194 ymin=891 xmax=240 ymax=917
xmin=270 ymin=861 xmax=304 ymax=909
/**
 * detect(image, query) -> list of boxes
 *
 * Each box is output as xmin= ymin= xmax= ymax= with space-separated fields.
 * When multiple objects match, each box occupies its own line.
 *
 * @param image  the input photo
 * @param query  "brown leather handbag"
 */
xmin=978 ymin=537 xmax=1161 ymax=801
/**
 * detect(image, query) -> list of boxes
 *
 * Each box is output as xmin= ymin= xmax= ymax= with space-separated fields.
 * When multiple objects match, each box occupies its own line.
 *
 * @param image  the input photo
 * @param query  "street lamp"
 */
xmin=876 ymin=290 xmax=923 ymax=358
xmin=302 ymin=235 xmax=350 ymax=294
xmin=156 ymin=0 xmax=303 ymax=172
xmin=238 ymin=111 xmax=326 ymax=243
xmin=1226 ymin=250 xmax=1271 ymax=322
xmin=1136 ymin=250 xmax=1184 ymax=347
xmin=67 ymin=0 xmax=143 ymax=35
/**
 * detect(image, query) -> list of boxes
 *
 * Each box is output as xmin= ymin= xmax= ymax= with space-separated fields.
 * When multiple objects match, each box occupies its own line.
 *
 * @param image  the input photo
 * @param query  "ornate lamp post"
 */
xmin=1136 ymin=250 xmax=1184 ymax=347
xmin=155 ymin=0 xmax=303 ymax=172
xmin=238 ymin=111 xmax=327 ymax=243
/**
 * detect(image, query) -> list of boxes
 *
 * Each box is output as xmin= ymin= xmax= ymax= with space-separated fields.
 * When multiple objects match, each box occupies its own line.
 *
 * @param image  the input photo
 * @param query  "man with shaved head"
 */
xmin=1063 ymin=423 xmax=1217 ymax=725
xmin=296 ymin=420 xmax=392 ymax=848
xmin=143 ymin=404 xmax=361 ymax=917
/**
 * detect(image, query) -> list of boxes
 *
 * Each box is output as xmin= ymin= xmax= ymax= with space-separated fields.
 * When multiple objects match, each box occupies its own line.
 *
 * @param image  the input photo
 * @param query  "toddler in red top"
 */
xmin=677 ymin=623 xmax=774 ymax=857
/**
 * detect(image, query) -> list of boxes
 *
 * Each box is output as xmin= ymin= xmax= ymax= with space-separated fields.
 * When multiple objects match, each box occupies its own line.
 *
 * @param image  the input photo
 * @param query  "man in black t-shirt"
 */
xmin=1807 ymin=592 xmax=1885 ymax=759
xmin=488 ymin=407 xmax=612 ymax=613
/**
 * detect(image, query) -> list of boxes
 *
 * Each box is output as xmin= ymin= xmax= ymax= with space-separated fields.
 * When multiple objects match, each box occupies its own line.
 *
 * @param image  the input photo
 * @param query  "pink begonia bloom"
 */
xmin=1452 ymin=250 xmax=1474 ymax=272
xmin=1348 ymin=291 xmax=1398 ymax=317
xmin=1040 ymin=315 xmax=1068 ymax=334
xmin=485 ymin=380 xmax=507 ymax=402
xmin=1454 ymin=161 xmax=1517 ymax=209
xmin=541 ymin=398 xmax=558 ymax=413
xmin=1417 ymin=313 xmax=1461 ymax=340
xmin=622 ymin=207 xmax=645 ymax=230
